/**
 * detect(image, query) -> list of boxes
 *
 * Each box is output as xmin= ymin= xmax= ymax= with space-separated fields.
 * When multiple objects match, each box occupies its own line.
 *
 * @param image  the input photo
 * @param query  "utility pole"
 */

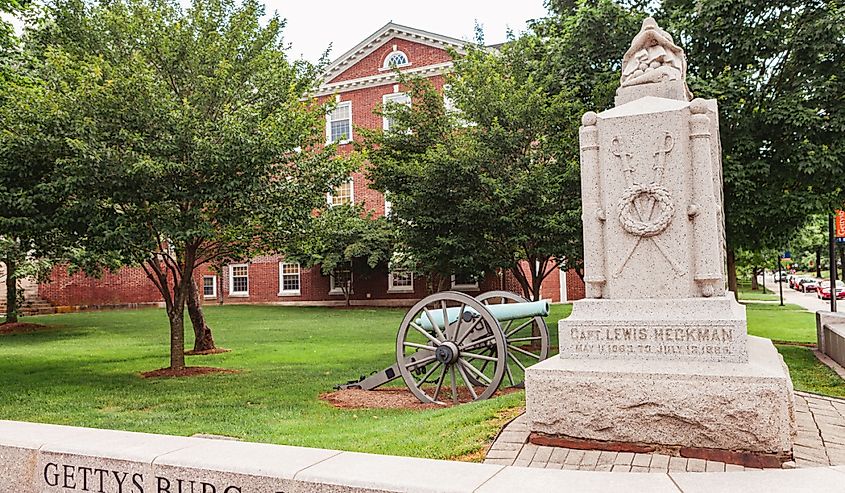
xmin=829 ymin=214 xmax=838 ymax=312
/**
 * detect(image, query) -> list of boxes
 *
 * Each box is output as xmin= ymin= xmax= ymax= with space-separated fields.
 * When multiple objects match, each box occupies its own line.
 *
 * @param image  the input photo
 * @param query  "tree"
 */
xmin=285 ymin=204 xmax=396 ymax=306
xmin=36 ymin=0 xmax=347 ymax=369
xmin=363 ymin=37 xmax=585 ymax=301
xmin=0 ymin=61 xmax=79 ymax=323
xmin=793 ymin=215 xmax=828 ymax=278
xmin=658 ymin=0 xmax=845 ymax=291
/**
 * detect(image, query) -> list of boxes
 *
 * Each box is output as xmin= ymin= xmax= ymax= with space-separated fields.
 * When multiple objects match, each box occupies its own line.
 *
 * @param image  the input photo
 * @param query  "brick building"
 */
xmin=28 ymin=22 xmax=585 ymax=311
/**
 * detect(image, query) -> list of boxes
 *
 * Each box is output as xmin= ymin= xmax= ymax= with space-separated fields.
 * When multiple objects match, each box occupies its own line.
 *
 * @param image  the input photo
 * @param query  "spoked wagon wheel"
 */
xmin=396 ymin=292 xmax=507 ymax=405
xmin=476 ymin=291 xmax=550 ymax=388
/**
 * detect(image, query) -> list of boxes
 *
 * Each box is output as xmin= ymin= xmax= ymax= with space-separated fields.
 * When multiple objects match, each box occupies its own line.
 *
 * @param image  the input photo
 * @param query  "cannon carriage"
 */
xmin=338 ymin=290 xmax=551 ymax=405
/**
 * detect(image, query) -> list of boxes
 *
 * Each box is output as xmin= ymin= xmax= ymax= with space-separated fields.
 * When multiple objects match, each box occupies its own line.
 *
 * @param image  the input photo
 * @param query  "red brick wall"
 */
xmin=327 ymin=38 xmax=453 ymax=84
xmin=566 ymin=269 xmax=585 ymax=301
xmin=39 ymin=265 xmax=163 ymax=306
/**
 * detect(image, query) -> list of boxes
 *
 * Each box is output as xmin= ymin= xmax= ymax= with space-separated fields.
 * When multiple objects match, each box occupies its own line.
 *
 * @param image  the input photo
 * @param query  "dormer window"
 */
xmin=383 ymin=51 xmax=410 ymax=69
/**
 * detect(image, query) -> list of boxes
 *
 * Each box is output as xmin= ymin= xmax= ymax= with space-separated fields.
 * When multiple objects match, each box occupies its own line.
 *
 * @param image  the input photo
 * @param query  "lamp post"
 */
xmin=778 ymin=255 xmax=784 ymax=307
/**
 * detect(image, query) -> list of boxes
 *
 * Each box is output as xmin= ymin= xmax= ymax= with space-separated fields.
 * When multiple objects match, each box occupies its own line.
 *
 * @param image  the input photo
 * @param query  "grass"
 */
xmin=736 ymin=280 xmax=779 ymax=301
xmin=1 ymin=300 xmax=843 ymax=456
xmin=745 ymin=303 xmax=816 ymax=343
xmin=744 ymin=303 xmax=845 ymax=397
xmin=0 ymin=303 xmax=572 ymax=460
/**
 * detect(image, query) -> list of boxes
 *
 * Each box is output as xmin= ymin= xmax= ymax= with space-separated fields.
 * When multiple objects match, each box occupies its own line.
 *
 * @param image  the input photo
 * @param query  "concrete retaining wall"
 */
xmin=2 ymin=420 xmax=845 ymax=493
xmin=817 ymin=311 xmax=845 ymax=368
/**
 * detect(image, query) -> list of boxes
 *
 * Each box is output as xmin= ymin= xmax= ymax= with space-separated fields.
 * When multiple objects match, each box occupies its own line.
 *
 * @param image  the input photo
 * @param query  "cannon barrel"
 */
xmin=415 ymin=300 xmax=549 ymax=331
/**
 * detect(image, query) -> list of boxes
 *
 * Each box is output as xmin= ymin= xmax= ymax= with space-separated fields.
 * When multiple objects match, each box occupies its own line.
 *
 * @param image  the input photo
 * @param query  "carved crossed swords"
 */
xmin=611 ymin=133 xmax=686 ymax=278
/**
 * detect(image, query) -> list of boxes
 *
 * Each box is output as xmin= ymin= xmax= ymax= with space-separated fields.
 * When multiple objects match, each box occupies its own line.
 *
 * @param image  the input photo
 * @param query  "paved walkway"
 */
xmin=484 ymin=391 xmax=845 ymax=472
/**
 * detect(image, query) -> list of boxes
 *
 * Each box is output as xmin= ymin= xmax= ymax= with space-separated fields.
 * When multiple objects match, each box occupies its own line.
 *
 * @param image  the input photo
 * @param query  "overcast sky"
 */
xmin=3 ymin=1 xmax=550 ymax=62
xmin=275 ymin=0 xmax=550 ymax=62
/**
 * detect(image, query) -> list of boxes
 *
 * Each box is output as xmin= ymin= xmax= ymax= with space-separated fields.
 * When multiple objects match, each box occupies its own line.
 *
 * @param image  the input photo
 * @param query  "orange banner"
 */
xmin=837 ymin=210 xmax=845 ymax=238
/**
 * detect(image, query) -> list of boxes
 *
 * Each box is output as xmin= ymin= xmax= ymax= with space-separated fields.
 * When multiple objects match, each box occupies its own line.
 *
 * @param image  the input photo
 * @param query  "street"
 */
xmin=760 ymin=274 xmax=834 ymax=313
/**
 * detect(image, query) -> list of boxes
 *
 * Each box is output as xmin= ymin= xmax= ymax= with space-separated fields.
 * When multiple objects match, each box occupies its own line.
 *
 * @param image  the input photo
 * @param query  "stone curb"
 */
xmin=3 ymin=420 xmax=845 ymax=493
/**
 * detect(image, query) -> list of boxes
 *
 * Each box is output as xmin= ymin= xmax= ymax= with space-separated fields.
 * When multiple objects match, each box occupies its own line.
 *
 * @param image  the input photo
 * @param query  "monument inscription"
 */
xmin=41 ymin=462 xmax=252 ymax=493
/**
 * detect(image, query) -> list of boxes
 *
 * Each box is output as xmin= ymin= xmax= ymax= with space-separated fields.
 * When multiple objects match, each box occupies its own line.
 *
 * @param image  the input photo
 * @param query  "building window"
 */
xmin=382 ymin=92 xmax=411 ymax=131
xmin=452 ymin=273 xmax=480 ymax=291
xmin=388 ymin=270 xmax=414 ymax=292
xmin=384 ymin=192 xmax=392 ymax=216
xmin=328 ymin=177 xmax=354 ymax=206
xmin=279 ymin=262 xmax=301 ymax=296
xmin=202 ymin=275 xmax=217 ymax=298
xmin=327 ymin=101 xmax=352 ymax=143
xmin=229 ymin=264 xmax=249 ymax=296
xmin=329 ymin=266 xmax=353 ymax=294
xmin=383 ymin=51 xmax=409 ymax=69
xmin=443 ymin=84 xmax=457 ymax=113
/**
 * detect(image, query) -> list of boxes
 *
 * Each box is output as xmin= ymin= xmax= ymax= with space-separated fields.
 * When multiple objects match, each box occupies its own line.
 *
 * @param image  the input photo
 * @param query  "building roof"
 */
xmin=315 ymin=22 xmax=474 ymax=96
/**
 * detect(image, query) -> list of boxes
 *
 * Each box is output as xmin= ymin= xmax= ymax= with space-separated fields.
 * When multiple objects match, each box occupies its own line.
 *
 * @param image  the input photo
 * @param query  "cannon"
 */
xmin=337 ymin=290 xmax=551 ymax=405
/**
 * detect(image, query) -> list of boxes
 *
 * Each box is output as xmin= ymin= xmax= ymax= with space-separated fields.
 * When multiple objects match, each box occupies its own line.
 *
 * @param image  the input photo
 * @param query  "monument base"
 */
xmin=525 ymin=336 xmax=796 ymax=458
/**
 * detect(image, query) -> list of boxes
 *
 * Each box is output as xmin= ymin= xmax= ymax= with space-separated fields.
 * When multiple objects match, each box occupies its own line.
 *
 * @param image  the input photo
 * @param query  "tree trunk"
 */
xmin=750 ymin=267 xmax=759 ymax=291
xmin=509 ymin=265 xmax=532 ymax=301
xmin=726 ymin=247 xmax=738 ymax=299
xmin=187 ymin=277 xmax=216 ymax=352
xmin=817 ymin=248 xmax=823 ymax=278
xmin=167 ymin=307 xmax=186 ymax=370
xmin=4 ymin=258 xmax=17 ymax=324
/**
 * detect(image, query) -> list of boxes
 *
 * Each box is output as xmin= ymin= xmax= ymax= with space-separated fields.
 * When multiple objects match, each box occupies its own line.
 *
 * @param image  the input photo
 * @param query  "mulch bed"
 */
xmin=140 ymin=367 xmax=241 ymax=379
xmin=321 ymin=386 xmax=521 ymax=410
xmin=0 ymin=322 xmax=51 ymax=335
xmin=184 ymin=348 xmax=231 ymax=356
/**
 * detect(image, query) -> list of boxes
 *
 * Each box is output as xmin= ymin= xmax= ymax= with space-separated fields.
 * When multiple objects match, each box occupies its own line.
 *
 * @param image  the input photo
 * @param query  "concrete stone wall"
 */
xmin=1 ymin=420 xmax=844 ymax=493
xmin=817 ymin=311 xmax=845 ymax=369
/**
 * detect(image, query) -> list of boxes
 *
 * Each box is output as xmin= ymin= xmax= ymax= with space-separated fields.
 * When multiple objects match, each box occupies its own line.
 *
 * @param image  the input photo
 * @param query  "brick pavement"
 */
xmin=484 ymin=391 xmax=845 ymax=472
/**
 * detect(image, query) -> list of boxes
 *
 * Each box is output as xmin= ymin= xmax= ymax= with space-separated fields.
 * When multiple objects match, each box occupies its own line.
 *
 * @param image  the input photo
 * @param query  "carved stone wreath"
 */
xmin=617 ymin=183 xmax=675 ymax=237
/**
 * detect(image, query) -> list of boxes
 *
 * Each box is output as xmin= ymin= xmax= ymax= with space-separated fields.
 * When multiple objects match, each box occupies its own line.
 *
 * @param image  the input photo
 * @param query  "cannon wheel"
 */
xmin=396 ymin=291 xmax=507 ymax=405
xmin=476 ymin=291 xmax=550 ymax=387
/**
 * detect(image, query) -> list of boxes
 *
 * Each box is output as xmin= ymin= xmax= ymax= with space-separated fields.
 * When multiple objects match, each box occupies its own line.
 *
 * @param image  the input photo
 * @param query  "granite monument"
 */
xmin=525 ymin=17 xmax=796 ymax=464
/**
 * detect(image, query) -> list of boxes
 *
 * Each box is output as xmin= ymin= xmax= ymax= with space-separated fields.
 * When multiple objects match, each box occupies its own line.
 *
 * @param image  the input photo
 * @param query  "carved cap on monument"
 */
xmin=615 ymin=17 xmax=693 ymax=106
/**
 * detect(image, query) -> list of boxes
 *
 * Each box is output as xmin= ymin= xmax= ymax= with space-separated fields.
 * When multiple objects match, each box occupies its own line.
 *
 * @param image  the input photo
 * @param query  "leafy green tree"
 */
xmin=363 ymin=37 xmax=585 ymax=301
xmin=659 ymin=0 xmax=845 ymax=290
xmin=35 ymin=0 xmax=346 ymax=369
xmin=0 ymin=63 xmax=79 ymax=323
xmin=285 ymin=204 xmax=396 ymax=306
xmin=792 ymin=215 xmax=828 ymax=278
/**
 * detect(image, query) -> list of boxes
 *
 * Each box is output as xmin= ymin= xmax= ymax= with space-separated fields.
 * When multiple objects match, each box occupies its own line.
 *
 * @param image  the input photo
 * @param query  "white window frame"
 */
xmin=382 ymin=92 xmax=411 ymax=131
xmin=326 ymin=101 xmax=352 ymax=144
xmin=380 ymin=50 xmax=411 ymax=70
xmin=451 ymin=274 xmax=480 ymax=292
xmin=327 ymin=176 xmax=355 ymax=207
xmin=278 ymin=262 xmax=301 ymax=296
xmin=388 ymin=270 xmax=414 ymax=293
xmin=229 ymin=264 xmax=249 ymax=296
xmin=329 ymin=268 xmax=354 ymax=295
xmin=202 ymin=275 xmax=217 ymax=299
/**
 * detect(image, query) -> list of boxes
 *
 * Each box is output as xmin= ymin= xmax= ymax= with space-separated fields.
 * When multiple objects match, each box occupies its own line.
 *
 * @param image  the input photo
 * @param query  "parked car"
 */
xmin=798 ymin=278 xmax=820 ymax=293
xmin=818 ymin=280 xmax=845 ymax=300
xmin=773 ymin=271 xmax=786 ymax=282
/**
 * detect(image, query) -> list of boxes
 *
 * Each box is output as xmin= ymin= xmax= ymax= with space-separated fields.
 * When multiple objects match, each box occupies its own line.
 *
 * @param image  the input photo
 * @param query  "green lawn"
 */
xmin=736 ymin=280 xmax=779 ymax=301
xmin=0 ymin=303 xmax=570 ymax=460
xmin=744 ymin=303 xmax=845 ymax=397
xmin=1 ymin=300 xmax=843 ymax=458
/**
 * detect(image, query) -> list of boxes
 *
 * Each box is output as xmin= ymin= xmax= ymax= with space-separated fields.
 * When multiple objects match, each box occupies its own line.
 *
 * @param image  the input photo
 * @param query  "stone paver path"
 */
xmin=484 ymin=391 xmax=845 ymax=472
